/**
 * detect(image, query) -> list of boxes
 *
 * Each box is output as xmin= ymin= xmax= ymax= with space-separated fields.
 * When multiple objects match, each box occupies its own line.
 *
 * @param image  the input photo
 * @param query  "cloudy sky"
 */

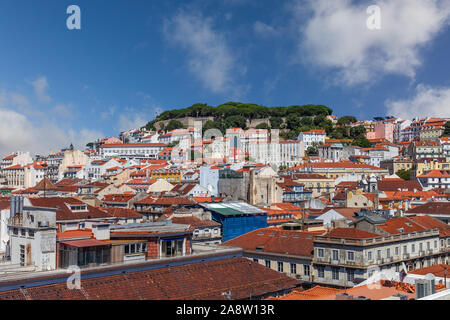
xmin=0 ymin=0 xmax=449 ymax=156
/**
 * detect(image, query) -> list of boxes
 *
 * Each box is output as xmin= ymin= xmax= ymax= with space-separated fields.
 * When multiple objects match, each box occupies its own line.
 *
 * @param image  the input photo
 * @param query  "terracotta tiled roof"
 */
xmin=102 ymin=194 xmax=136 ymax=203
xmin=409 ymin=264 xmax=450 ymax=278
xmin=28 ymin=197 xmax=111 ymax=221
xmin=322 ymin=208 xmax=360 ymax=220
xmin=223 ymin=228 xmax=315 ymax=258
xmin=34 ymin=178 xmax=57 ymax=191
xmin=377 ymin=217 xmax=427 ymax=235
xmin=170 ymin=183 xmax=197 ymax=196
xmin=407 ymin=215 xmax=450 ymax=237
xmin=324 ymin=228 xmax=380 ymax=239
xmin=0 ymin=258 xmax=298 ymax=300
xmin=405 ymin=202 xmax=450 ymax=215
xmin=100 ymin=207 xmax=143 ymax=219
xmin=377 ymin=179 xmax=422 ymax=192
xmin=171 ymin=216 xmax=220 ymax=228
xmin=135 ymin=196 xmax=195 ymax=206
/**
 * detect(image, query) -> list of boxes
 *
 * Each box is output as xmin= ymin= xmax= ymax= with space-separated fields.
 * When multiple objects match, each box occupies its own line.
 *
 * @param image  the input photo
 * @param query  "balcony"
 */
xmin=8 ymin=216 xmax=23 ymax=227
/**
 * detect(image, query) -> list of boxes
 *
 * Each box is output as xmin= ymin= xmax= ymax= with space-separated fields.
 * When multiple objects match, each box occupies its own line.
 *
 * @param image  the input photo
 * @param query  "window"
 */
xmin=332 ymin=249 xmax=339 ymax=261
xmin=434 ymin=240 xmax=438 ymax=249
xmin=253 ymin=258 xmax=258 ymax=263
xmin=304 ymin=265 xmax=310 ymax=276
xmin=318 ymin=248 xmax=324 ymax=258
xmin=377 ymin=250 xmax=382 ymax=260
xmin=290 ymin=263 xmax=297 ymax=275
xmin=386 ymin=248 xmax=391 ymax=258
xmin=412 ymin=244 xmax=415 ymax=253
xmin=427 ymin=242 xmax=430 ymax=250
xmin=347 ymin=269 xmax=355 ymax=282
xmin=20 ymin=245 xmax=25 ymax=266
xmin=318 ymin=266 xmax=325 ymax=278
xmin=265 ymin=260 xmax=271 ymax=268
xmin=419 ymin=243 xmax=423 ymax=252
xmin=28 ymin=229 xmax=34 ymax=238
xmin=403 ymin=245 xmax=408 ymax=254
xmin=277 ymin=262 xmax=284 ymax=273
xmin=347 ymin=251 xmax=355 ymax=261
xmin=395 ymin=247 xmax=399 ymax=256
xmin=20 ymin=229 xmax=26 ymax=237
xmin=13 ymin=228 xmax=18 ymax=235
xmin=332 ymin=267 xmax=339 ymax=280
xmin=367 ymin=251 xmax=372 ymax=260
xmin=161 ymin=239 xmax=184 ymax=258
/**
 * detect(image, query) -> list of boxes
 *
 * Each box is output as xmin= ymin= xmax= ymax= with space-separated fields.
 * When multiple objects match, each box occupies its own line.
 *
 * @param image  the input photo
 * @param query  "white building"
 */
xmin=318 ymin=143 xmax=344 ymax=162
xmin=0 ymin=201 xmax=10 ymax=258
xmin=2 ymin=162 xmax=46 ymax=189
xmin=99 ymin=143 xmax=166 ymax=159
xmin=84 ymin=158 xmax=122 ymax=181
xmin=158 ymin=128 xmax=201 ymax=144
xmin=298 ymin=130 xmax=326 ymax=148
xmin=8 ymin=197 xmax=57 ymax=271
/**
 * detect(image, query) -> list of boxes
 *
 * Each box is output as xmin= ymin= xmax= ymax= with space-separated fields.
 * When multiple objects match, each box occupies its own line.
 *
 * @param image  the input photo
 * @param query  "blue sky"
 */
xmin=0 ymin=0 xmax=449 ymax=155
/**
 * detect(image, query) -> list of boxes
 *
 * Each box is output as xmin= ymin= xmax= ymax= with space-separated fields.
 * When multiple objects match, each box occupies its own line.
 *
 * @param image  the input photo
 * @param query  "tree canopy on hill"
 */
xmin=149 ymin=102 xmax=332 ymax=122
xmin=444 ymin=121 xmax=450 ymax=136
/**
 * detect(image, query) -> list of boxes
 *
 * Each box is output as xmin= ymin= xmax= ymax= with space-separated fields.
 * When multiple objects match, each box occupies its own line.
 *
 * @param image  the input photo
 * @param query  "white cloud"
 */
xmin=68 ymin=128 xmax=104 ymax=148
xmin=0 ymin=108 xmax=104 ymax=156
xmin=386 ymin=84 xmax=450 ymax=119
xmin=0 ymin=82 xmax=104 ymax=156
xmin=30 ymin=76 xmax=52 ymax=102
xmin=0 ymin=109 xmax=64 ymax=155
xmin=253 ymin=21 xmax=279 ymax=37
xmin=101 ymin=106 xmax=117 ymax=120
xmin=296 ymin=0 xmax=450 ymax=86
xmin=117 ymin=113 xmax=147 ymax=132
xmin=53 ymin=103 xmax=77 ymax=120
xmin=163 ymin=9 xmax=245 ymax=96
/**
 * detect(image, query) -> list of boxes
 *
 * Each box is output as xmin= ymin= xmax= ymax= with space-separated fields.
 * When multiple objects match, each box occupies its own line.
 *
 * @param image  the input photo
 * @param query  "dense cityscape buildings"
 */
xmin=0 ymin=114 xmax=449 ymax=301
xmin=1 ymin=0 xmax=450 ymax=305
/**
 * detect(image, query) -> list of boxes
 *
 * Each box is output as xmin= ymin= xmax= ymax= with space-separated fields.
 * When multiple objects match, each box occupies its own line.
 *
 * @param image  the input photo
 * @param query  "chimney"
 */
xmin=92 ymin=223 xmax=110 ymax=241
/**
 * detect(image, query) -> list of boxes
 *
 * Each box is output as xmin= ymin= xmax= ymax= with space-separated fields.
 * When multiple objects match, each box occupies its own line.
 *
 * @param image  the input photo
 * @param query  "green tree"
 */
xmin=224 ymin=115 xmax=247 ymax=129
xmin=306 ymin=142 xmax=320 ymax=156
xmin=269 ymin=117 xmax=283 ymax=129
xmin=338 ymin=116 xmax=357 ymax=126
xmin=444 ymin=121 xmax=450 ymax=136
xmin=350 ymin=126 xmax=367 ymax=139
xmin=167 ymin=140 xmax=180 ymax=148
xmin=396 ymin=169 xmax=411 ymax=181
xmin=353 ymin=137 xmax=371 ymax=148
xmin=286 ymin=114 xmax=301 ymax=130
xmin=255 ymin=122 xmax=270 ymax=130
xmin=165 ymin=120 xmax=185 ymax=132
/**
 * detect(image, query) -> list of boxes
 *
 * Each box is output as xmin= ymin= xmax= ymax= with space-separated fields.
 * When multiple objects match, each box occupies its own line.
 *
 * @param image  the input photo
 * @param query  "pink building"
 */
xmin=373 ymin=119 xmax=395 ymax=142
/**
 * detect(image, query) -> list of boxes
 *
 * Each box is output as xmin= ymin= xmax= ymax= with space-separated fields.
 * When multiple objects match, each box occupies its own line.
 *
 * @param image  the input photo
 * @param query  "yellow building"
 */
xmin=412 ymin=158 xmax=450 ymax=179
xmin=151 ymin=168 xmax=182 ymax=184
xmin=288 ymin=173 xmax=335 ymax=197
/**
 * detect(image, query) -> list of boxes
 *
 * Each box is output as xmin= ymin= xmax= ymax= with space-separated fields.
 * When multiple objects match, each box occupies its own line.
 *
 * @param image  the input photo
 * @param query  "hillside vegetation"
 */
xmin=144 ymin=102 xmax=370 ymax=147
